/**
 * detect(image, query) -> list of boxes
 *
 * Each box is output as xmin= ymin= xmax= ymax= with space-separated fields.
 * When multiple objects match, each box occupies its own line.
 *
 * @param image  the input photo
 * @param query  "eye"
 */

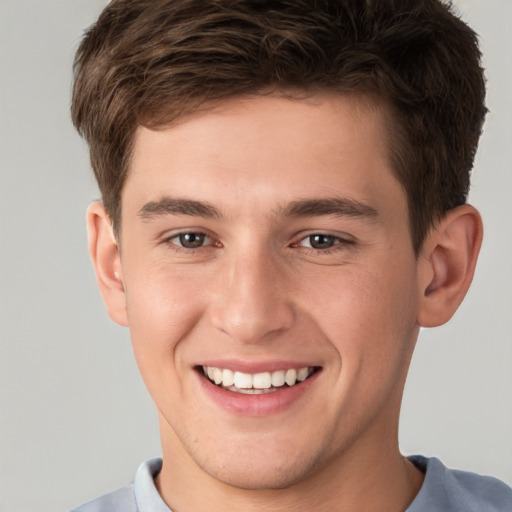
xmin=171 ymin=232 xmax=212 ymax=249
xmin=299 ymin=234 xmax=341 ymax=250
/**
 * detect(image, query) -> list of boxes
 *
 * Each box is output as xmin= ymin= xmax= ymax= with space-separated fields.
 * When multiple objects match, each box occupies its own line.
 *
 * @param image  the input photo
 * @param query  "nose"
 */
xmin=209 ymin=248 xmax=295 ymax=344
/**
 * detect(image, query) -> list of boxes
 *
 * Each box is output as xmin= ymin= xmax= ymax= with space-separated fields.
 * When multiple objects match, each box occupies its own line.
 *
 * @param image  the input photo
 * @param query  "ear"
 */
xmin=86 ymin=201 xmax=128 ymax=327
xmin=417 ymin=205 xmax=483 ymax=327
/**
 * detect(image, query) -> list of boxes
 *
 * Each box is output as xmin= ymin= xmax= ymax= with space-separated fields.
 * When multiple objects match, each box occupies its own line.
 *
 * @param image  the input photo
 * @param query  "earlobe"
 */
xmin=417 ymin=205 xmax=483 ymax=327
xmin=86 ymin=201 xmax=128 ymax=327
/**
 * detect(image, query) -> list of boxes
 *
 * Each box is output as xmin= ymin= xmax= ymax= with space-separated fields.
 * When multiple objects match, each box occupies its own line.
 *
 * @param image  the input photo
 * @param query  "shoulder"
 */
xmin=69 ymin=458 xmax=165 ymax=512
xmin=408 ymin=456 xmax=512 ymax=512
xmin=70 ymin=484 xmax=137 ymax=512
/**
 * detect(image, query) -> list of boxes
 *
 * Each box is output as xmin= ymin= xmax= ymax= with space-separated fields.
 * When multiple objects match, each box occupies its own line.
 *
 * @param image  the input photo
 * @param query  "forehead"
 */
xmin=123 ymin=92 xmax=403 ymax=221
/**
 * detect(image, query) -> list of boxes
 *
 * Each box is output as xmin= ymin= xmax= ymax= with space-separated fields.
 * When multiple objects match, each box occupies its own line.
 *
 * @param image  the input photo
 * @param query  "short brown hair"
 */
xmin=71 ymin=0 xmax=486 ymax=254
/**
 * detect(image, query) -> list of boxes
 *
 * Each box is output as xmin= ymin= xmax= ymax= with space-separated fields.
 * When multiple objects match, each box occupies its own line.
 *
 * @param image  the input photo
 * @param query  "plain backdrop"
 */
xmin=0 ymin=1 xmax=511 ymax=511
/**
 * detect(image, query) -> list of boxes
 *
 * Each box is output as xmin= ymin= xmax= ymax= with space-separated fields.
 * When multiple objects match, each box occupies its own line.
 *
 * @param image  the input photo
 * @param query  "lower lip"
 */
xmin=196 ymin=370 xmax=320 ymax=417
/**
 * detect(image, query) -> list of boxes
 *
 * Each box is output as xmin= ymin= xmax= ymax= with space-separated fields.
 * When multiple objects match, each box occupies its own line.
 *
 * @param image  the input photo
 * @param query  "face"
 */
xmin=116 ymin=94 xmax=422 ymax=489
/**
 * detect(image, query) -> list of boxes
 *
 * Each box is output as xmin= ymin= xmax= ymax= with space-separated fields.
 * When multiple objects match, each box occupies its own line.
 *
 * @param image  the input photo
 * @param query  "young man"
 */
xmin=70 ymin=0 xmax=512 ymax=510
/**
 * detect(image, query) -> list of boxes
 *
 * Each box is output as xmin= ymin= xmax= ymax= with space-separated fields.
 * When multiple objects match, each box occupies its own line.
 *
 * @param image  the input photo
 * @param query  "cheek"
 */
xmin=301 ymin=262 xmax=419 ymax=433
xmin=126 ymin=256 xmax=208 ymax=323
xmin=302 ymin=259 xmax=419 ymax=374
xmin=123 ymin=263 xmax=209 ymax=378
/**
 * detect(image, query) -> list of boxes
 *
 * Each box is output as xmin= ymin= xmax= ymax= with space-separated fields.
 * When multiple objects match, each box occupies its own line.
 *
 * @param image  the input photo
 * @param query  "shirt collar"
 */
xmin=134 ymin=458 xmax=171 ymax=512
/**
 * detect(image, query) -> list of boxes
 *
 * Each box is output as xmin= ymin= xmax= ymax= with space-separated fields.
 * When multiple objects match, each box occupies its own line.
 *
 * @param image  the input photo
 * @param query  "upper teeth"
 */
xmin=203 ymin=366 xmax=313 ymax=390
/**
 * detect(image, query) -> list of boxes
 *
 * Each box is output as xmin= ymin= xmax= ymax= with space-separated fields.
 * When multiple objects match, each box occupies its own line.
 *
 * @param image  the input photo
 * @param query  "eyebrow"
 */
xmin=138 ymin=198 xmax=220 ymax=220
xmin=276 ymin=197 xmax=379 ymax=220
xmin=137 ymin=196 xmax=379 ymax=221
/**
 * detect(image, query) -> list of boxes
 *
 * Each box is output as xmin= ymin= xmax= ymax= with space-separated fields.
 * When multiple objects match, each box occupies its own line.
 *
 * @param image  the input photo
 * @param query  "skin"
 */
xmin=88 ymin=93 xmax=482 ymax=511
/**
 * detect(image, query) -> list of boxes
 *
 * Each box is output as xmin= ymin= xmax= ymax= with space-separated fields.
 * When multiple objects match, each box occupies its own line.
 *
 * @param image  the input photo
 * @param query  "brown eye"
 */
xmin=306 ymin=234 xmax=338 ymax=249
xmin=177 ymin=233 xmax=207 ymax=248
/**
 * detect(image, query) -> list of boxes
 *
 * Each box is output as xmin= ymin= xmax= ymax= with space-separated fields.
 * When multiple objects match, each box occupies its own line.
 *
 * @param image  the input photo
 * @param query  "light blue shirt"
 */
xmin=71 ymin=456 xmax=512 ymax=511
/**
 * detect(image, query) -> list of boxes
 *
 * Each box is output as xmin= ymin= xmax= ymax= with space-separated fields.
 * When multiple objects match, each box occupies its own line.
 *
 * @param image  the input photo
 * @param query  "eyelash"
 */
xmin=164 ymin=231 xmax=218 ymax=253
xmin=163 ymin=231 xmax=354 ymax=256
xmin=293 ymin=233 xmax=354 ymax=254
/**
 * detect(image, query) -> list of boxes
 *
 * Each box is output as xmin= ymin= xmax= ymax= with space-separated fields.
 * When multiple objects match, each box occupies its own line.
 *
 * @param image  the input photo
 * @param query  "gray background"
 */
xmin=0 ymin=1 xmax=510 ymax=511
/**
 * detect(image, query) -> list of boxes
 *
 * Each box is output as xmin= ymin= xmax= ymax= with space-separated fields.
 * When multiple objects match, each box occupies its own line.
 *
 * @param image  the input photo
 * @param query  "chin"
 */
xmin=191 ymin=441 xmax=325 ymax=490
xmin=206 ymin=461 xmax=315 ymax=490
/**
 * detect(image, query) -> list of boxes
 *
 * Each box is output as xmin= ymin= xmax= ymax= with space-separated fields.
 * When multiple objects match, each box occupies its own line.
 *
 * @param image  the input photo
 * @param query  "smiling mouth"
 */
xmin=199 ymin=365 xmax=320 ymax=394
